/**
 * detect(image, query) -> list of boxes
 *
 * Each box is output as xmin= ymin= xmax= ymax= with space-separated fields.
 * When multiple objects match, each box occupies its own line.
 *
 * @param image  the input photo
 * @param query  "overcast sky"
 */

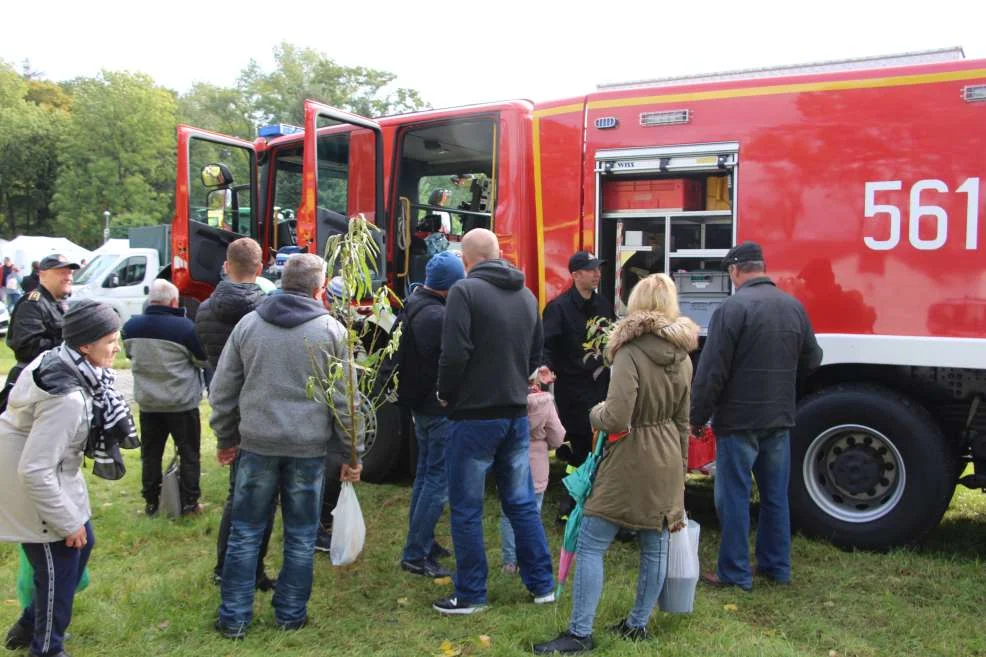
xmin=5 ymin=0 xmax=985 ymax=112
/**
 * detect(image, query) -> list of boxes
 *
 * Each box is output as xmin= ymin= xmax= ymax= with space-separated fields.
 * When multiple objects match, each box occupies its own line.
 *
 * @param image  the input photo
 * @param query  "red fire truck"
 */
xmin=171 ymin=48 xmax=986 ymax=550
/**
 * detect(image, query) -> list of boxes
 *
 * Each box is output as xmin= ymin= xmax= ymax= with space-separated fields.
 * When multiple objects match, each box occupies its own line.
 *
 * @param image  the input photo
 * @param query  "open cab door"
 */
xmin=299 ymin=101 xmax=384 ymax=279
xmin=172 ymin=126 xmax=258 ymax=303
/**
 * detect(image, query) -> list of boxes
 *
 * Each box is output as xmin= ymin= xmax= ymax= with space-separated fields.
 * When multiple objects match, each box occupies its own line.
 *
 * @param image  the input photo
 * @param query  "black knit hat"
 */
xmin=63 ymin=300 xmax=121 ymax=348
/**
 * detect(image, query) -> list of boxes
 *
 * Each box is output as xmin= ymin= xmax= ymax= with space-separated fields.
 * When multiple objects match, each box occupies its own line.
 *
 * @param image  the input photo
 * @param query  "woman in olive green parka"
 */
xmin=535 ymin=274 xmax=698 ymax=654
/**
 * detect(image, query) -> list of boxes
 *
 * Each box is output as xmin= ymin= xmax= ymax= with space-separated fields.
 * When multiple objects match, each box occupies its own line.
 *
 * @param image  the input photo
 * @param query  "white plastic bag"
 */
xmin=329 ymin=482 xmax=366 ymax=566
xmin=658 ymin=516 xmax=700 ymax=613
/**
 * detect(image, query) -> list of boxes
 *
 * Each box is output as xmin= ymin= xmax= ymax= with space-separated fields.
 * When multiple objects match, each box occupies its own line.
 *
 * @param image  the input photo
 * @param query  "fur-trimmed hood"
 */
xmin=605 ymin=311 xmax=699 ymax=365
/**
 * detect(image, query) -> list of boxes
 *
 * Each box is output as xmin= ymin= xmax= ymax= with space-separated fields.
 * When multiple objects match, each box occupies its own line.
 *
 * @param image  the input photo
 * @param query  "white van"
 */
xmin=70 ymin=248 xmax=162 ymax=322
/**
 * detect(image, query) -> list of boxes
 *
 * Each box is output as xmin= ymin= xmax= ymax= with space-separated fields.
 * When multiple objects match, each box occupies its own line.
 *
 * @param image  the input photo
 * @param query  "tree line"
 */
xmin=0 ymin=42 xmax=426 ymax=248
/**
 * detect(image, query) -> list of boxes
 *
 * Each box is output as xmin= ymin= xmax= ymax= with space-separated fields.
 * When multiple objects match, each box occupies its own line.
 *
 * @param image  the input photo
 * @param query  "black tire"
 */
xmin=790 ymin=384 xmax=956 ymax=550
xmin=360 ymin=400 xmax=404 ymax=483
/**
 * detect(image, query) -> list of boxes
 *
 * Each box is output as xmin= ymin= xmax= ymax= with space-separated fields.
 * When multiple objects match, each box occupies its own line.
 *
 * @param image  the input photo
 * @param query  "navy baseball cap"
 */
xmin=568 ymin=251 xmax=605 ymax=272
xmin=39 ymin=254 xmax=80 ymax=271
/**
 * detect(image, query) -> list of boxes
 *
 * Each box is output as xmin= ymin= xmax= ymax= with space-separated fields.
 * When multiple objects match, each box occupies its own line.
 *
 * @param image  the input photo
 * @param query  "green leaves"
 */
xmin=236 ymin=42 xmax=427 ymax=126
xmin=308 ymin=214 xmax=403 ymax=465
xmin=582 ymin=315 xmax=615 ymax=364
xmin=50 ymin=71 xmax=177 ymax=246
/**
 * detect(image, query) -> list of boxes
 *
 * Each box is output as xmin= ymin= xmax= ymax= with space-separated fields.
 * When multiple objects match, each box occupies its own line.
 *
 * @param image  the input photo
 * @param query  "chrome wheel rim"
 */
xmin=802 ymin=424 xmax=906 ymax=523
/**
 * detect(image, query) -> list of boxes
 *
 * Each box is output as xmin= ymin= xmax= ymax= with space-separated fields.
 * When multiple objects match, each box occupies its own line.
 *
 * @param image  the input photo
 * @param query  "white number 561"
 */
xmin=864 ymin=178 xmax=981 ymax=251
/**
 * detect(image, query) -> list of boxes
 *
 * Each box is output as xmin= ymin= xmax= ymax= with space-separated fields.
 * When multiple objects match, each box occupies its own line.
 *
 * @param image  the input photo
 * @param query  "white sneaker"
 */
xmin=533 ymin=591 xmax=556 ymax=604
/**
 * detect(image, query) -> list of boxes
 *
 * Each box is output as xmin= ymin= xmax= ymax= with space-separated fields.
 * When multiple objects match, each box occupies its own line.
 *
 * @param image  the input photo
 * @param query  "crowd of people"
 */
xmin=0 ymin=229 xmax=821 ymax=655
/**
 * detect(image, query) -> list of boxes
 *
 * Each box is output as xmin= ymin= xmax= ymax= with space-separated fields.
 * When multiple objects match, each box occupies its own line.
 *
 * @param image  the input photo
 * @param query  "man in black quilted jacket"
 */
xmin=194 ymin=238 xmax=275 ymax=591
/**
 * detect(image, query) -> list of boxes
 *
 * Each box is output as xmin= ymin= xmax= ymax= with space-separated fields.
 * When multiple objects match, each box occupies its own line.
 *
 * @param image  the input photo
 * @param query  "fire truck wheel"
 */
xmin=361 ymin=400 xmax=403 ymax=483
xmin=790 ymin=384 xmax=956 ymax=551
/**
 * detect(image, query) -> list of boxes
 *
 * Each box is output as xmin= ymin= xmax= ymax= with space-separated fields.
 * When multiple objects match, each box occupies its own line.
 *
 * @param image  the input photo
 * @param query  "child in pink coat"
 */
xmin=501 ymin=375 xmax=566 ymax=573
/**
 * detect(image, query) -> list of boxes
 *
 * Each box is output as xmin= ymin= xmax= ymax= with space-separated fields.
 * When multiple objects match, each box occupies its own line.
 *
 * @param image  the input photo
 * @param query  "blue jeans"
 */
xmin=500 ymin=491 xmax=544 ymax=565
xmin=402 ymin=413 xmax=450 ymax=562
xmin=446 ymin=417 xmax=554 ymax=604
xmin=569 ymin=515 xmax=668 ymax=637
xmin=219 ymin=450 xmax=324 ymax=630
xmin=714 ymin=429 xmax=792 ymax=589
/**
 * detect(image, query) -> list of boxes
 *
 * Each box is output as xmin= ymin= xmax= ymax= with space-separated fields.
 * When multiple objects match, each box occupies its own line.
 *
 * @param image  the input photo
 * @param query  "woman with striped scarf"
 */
xmin=0 ymin=300 xmax=136 ymax=657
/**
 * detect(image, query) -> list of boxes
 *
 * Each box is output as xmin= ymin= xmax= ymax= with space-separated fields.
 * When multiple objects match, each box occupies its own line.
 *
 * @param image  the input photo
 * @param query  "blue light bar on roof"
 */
xmin=258 ymin=123 xmax=303 ymax=138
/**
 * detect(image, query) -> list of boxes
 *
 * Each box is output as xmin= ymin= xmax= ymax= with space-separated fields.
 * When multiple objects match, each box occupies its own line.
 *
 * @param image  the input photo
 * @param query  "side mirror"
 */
xmin=104 ymin=273 xmax=120 ymax=289
xmin=201 ymin=163 xmax=233 ymax=188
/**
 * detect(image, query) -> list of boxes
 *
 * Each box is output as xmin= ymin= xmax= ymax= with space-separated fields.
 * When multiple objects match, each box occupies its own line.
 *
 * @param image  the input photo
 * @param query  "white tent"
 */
xmin=1 ymin=236 xmax=93 ymax=272
xmin=89 ymin=239 xmax=130 ymax=257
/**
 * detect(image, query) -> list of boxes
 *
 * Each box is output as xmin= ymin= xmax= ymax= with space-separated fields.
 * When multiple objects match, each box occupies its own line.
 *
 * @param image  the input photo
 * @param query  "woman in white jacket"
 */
xmin=0 ymin=300 xmax=131 ymax=657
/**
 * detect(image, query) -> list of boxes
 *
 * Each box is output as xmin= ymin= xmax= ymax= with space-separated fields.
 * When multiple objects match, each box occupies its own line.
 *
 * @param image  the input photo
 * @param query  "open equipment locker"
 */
xmin=594 ymin=142 xmax=739 ymax=334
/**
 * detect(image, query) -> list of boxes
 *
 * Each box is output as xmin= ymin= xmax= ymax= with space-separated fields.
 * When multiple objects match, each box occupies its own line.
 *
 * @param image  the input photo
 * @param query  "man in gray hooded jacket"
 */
xmin=209 ymin=253 xmax=363 ymax=638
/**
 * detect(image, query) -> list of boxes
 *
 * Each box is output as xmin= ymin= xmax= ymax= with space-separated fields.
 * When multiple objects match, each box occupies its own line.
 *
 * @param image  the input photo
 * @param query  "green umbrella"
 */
xmin=557 ymin=431 xmax=607 ymax=595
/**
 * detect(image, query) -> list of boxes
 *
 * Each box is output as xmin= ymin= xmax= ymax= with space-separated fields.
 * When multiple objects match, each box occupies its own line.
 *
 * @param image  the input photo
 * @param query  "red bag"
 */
xmin=688 ymin=426 xmax=716 ymax=473
xmin=607 ymin=430 xmax=630 ymax=444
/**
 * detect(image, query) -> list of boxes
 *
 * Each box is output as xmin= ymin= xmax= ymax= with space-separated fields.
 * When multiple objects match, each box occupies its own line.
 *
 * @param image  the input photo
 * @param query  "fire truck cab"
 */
xmin=171 ymin=48 xmax=986 ymax=550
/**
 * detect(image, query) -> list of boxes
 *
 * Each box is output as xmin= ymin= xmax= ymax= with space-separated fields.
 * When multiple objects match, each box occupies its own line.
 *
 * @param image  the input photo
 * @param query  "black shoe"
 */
xmin=607 ymin=620 xmax=651 ymax=641
xmin=556 ymin=496 xmax=575 ymax=522
xmin=432 ymin=596 xmax=487 ymax=615
xmin=401 ymin=558 xmax=452 ymax=578
xmin=275 ymin=616 xmax=307 ymax=631
xmin=5 ymin=621 xmax=31 ymax=650
xmin=314 ymin=531 xmax=332 ymax=553
xmin=28 ymin=652 xmax=71 ymax=657
xmin=429 ymin=542 xmax=452 ymax=560
xmin=144 ymin=502 xmax=159 ymax=517
xmin=533 ymin=631 xmax=594 ymax=654
xmin=180 ymin=503 xmax=204 ymax=516
xmin=256 ymin=574 xmax=277 ymax=592
xmin=214 ymin=620 xmax=246 ymax=640
xmin=212 ymin=572 xmax=222 ymax=586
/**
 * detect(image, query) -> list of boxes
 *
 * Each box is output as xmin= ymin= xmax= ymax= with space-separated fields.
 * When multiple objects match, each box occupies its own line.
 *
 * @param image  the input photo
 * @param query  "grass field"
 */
xmin=0 ymin=347 xmax=984 ymax=656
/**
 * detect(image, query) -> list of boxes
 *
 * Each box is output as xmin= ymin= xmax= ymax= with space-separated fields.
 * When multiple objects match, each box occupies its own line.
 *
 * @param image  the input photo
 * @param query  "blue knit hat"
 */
xmin=425 ymin=251 xmax=465 ymax=291
xmin=327 ymin=275 xmax=347 ymax=300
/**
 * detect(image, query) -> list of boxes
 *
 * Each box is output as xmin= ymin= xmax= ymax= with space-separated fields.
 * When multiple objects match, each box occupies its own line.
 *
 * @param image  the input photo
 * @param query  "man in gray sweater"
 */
xmin=209 ymin=253 xmax=362 ymax=639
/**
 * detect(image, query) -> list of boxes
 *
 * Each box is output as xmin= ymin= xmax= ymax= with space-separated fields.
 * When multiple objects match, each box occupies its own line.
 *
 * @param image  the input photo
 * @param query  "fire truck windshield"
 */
xmin=270 ymin=134 xmax=349 ymax=249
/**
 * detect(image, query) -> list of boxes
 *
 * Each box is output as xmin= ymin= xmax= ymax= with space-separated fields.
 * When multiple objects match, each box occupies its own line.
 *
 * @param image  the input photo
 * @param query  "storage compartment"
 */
xmin=671 ymin=223 xmax=702 ymax=250
xmin=674 ymin=271 xmax=730 ymax=295
xmin=603 ymin=179 xmax=703 ymax=212
xmin=705 ymin=175 xmax=731 ymax=211
xmin=679 ymin=295 xmax=728 ymax=329
xmin=705 ymin=223 xmax=732 ymax=249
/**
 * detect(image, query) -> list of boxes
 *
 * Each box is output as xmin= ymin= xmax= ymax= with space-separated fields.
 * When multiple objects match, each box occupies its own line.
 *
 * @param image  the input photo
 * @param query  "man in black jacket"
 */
xmin=433 ymin=229 xmax=555 ymax=615
xmin=398 ymin=251 xmax=464 ymax=578
xmin=690 ymin=242 xmax=823 ymax=591
xmin=193 ymin=238 xmax=275 ymax=592
xmin=1 ymin=254 xmax=77 ymax=411
xmin=541 ymin=251 xmax=614 ymax=520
